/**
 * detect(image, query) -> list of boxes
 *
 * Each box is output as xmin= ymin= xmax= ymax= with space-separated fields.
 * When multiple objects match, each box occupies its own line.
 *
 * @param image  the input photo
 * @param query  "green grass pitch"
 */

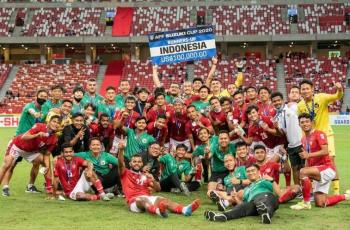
xmin=0 ymin=126 xmax=350 ymax=230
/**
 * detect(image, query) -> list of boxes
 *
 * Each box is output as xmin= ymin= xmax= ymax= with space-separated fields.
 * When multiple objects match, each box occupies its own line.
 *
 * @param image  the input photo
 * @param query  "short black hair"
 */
xmin=61 ymin=142 xmax=73 ymax=151
xmin=290 ymin=85 xmax=300 ymax=91
xmin=198 ymin=127 xmax=210 ymax=134
xmin=106 ymin=86 xmax=116 ymax=92
xmin=220 ymin=96 xmax=231 ymax=105
xmin=62 ymin=99 xmax=73 ymax=105
xmin=298 ymin=112 xmax=311 ymax=121
xmin=125 ymin=95 xmax=137 ymax=103
xmin=157 ymin=114 xmax=167 ymax=120
xmin=258 ymin=86 xmax=271 ymax=95
xmin=84 ymin=103 xmax=96 ymax=111
xmin=198 ymin=85 xmax=210 ymax=93
xmin=155 ymin=92 xmax=165 ymax=100
xmin=233 ymin=90 xmax=244 ymax=98
xmin=299 ymin=79 xmax=313 ymax=87
xmin=176 ymin=144 xmax=188 ymax=151
xmin=135 ymin=116 xmax=147 ymax=123
xmin=51 ymin=84 xmax=64 ymax=92
xmin=89 ymin=137 xmax=101 ymax=145
xmin=99 ymin=113 xmax=109 ymax=120
xmin=218 ymin=130 xmax=230 ymax=136
xmin=72 ymin=112 xmax=84 ymax=119
xmin=246 ymin=104 xmax=259 ymax=115
xmin=209 ymin=96 xmax=220 ymax=104
xmin=253 ymin=144 xmax=266 ymax=153
xmin=36 ymin=88 xmax=48 ymax=96
xmin=73 ymin=86 xmax=84 ymax=94
xmin=186 ymin=105 xmax=197 ymax=111
xmin=192 ymin=77 xmax=204 ymax=84
xmin=246 ymin=163 xmax=260 ymax=170
xmin=246 ymin=86 xmax=256 ymax=92
xmin=131 ymin=154 xmax=142 ymax=160
xmin=235 ymin=141 xmax=247 ymax=149
xmin=270 ymin=91 xmax=284 ymax=100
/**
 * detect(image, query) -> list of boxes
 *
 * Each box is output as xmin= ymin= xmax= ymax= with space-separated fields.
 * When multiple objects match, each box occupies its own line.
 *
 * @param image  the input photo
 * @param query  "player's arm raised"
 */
xmin=152 ymin=65 xmax=162 ymax=88
xmin=113 ymin=110 xmax=128 ymax=132
xmin=117 ymin=136 xmax=127 ymax=175
xmin=205 ymin=57 xmax=218 ymax=87
xmin=324 ymin=82 xmax=344 ymax=104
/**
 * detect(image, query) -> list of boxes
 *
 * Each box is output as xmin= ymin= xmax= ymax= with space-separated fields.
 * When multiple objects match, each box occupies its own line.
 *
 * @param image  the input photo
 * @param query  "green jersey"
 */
xmin=223 ymin=166 xmax=247 ymax=189
xmin=97 ymin=102 xmax=120 ymax=120
xmin=243 ymin=179 xmax=273 ymax=202
xmin=115 ymin=94 xmax=126 ymax=109
xmin=75 ymin=151 xmax=118 ymax=175
xmin=81 ymin=93 xmax=104 ymax=107
xmin=192 ymin=136 xmax=217 ymax=157
xmin=41 ymin=100 xmax=63 ymax=121
xmin=210 ymin=136 xmax=236 ymax=173
xmin=191 ymin=100 xmax=210 ymax=114
xmin=177 ymin=159 xmax=194 ymax=178
xmin=16 ymin=102 xmax=41 ymax=135
xmin=71 ymin=102 xmax=83 ymax=115
xmin=165 ymin=95 xmax=175 ymax=104
xmin=159 ymin=153 xmax=177 ymax=181
xmin=125 ymin=128 xmax=155 ymax=160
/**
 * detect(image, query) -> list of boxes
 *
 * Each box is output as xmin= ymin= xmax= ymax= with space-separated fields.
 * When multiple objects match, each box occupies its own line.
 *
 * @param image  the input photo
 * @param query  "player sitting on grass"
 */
xmin=159 ymin=144 xmax=200 ymax=196
xmin=53 ymin=143 xmax=114 ymax=201
xmin=204 ymin=164 xmax=279 ymax=224
xmin=0 ymin=116 xmax=61 ymax=196
xmin=117 ymin=137 xmax=200 ymax=217
xmin=209 ymin=154 xmax=250 ymax=211
xmin=290 ymin=113 xmax=350 ymax=210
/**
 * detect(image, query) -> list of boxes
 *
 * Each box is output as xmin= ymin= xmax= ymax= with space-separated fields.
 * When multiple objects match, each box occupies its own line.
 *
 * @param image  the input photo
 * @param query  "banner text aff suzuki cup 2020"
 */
xmin=148 ymin=26 xmax=216 ymax=65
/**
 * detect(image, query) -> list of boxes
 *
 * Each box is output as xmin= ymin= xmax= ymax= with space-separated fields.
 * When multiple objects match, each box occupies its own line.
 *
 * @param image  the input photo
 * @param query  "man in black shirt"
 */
xmin=61 ymin=112 xmax=90 ymax=153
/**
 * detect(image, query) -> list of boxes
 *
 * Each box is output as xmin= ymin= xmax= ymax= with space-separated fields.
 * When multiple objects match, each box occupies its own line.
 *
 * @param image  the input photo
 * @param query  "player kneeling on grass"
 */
xmin=53 ymin=143 xmax=114 ymax=201
xmin=290 ymin=113 xmax=350 ymax=210
xmin=204 ymin=164 xmax=279 ymax=224
xmin=0 ymin=116 xmax=61 ymax=196
xmin=117 ymin=137 xmax=200 ymax=217
xmin=159 ymin=144 xmax=200 ymax=196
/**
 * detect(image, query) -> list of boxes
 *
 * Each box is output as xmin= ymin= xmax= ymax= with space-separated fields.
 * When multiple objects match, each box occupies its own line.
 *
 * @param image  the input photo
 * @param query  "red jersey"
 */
xmin=259 ymin=161 xmax=280 ymax=184
xmin=209 ymin=110 xmax=229 ymax=133
xmin=235 ymin=155 xmax=256 ymax=167
xmin=147 ymin=121 xmax=168 ymax=143
xmin=121 ymin=169 xmax=152 ymax=205
xmin=232 ymin=104 xmax=247 ymax=123
xmin=146 ymin=105 xmax=173 ymax=123
xmin=302 ymin=130 xmax=333 ymax=168
xmin=113 ymin=110 xmax=140 ymax=137
xmin=13 ymin=123 xmax=57 ymax=153
xmin=184 ymin=95 xmax=200 ymax=106
xmin=185 ymin=116 xmax=212 ymax=145
xmin=257 ymin=101 xmax=276 ymax=117
xmin=167 ymin=110 xmax=189 ymax=141
xmin=90 ymin=123 xmax=114 ymax=151
xmin=247 ymin=116 xmax=285 ymax=148
xmin=54 ymin=156 xmax=85 ymax=196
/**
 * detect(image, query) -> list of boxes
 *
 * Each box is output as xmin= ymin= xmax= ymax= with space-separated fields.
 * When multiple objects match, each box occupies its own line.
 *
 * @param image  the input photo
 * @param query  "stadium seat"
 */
xmin=22 ymin=8 xmax=106 ymax=37
xmin=0 ymin=64 xmax=99 ymax=113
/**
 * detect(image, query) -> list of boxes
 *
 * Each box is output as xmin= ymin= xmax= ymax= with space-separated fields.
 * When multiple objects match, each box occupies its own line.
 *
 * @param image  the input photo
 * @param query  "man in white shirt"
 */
xmin=271 ymin=92 xmax=304 ymax=185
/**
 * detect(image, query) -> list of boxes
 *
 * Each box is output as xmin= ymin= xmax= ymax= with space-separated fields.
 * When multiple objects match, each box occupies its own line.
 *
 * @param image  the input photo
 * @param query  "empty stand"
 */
xmin=0 ymin=64 xmax=99 ymax=113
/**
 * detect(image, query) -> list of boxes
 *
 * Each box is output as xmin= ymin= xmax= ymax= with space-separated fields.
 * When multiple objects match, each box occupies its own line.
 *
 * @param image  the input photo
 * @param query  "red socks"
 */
xmin=194 ymin=164 xmax=202 ymax=181
xmin=171 ymin=204 xmax=184 ymax=214
xmin=279 ymin=188 xmax=296 ymax=203
xmin=284 ymin=171 xmax=291 ymax=187
xmin=146 ymin=205 xmax=157 ymax=214
xmin=325 ymin=195 xmax=346 ymax=207
xmin=93 ymin=179 xmax=104 ymax=195
xmin=45 ymin=176 xmax=52 ymax=192
xmin=90 ymin=195 xmax=99 ymax=201
xmin=301 ymin=177 xmax=311 ymax=202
